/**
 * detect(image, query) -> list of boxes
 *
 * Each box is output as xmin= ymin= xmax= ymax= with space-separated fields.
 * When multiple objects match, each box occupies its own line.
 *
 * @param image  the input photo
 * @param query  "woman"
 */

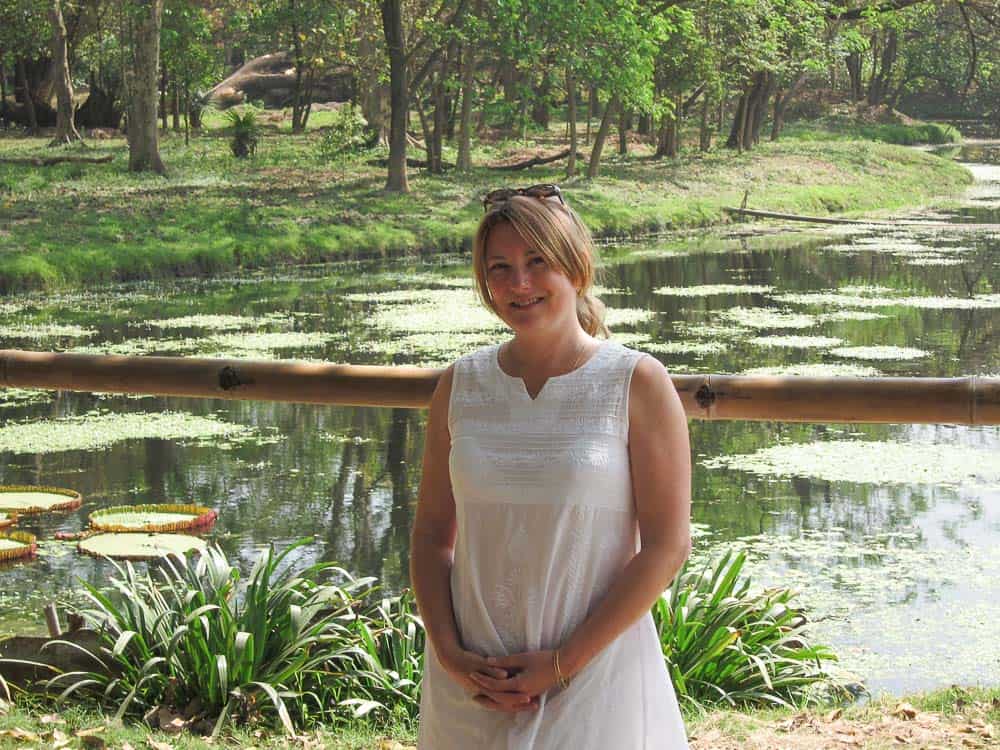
xmin=412 ymin=184 xmax=691 ymax=748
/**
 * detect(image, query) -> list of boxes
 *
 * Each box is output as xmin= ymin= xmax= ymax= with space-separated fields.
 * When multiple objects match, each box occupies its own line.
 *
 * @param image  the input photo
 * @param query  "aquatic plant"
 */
xmin=640 ymin=340 xmax=728 ymax=356
xmin=719 ymin=307 xmax=817 ymax=330
xmin=748 ymin=335 xmax=843 ymax=349
xmin=89 ymin=504 xmax=218 ymax=533
xmin=830 ymin=346 xmax=929 ymax=360
xmin=0 ymin=486 xmax=83 ymax=513
xmin=0 ymin=511 xmax=15 ymax=529
xmin=0 ymin=531 xmax=38 ymax=563
xmin=653 ymin=548 xmax=846 ymax=708
xmin=653 ymin=284 xmax=774 ymax=297
xmin=741 ymin=363 xmax=880 ymax=377
xmin=77 ymin=532 xmax=210 ymax=561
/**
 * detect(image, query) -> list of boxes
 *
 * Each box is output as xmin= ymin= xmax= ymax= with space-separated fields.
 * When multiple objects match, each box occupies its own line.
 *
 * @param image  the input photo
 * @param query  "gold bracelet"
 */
xmin=553 ymin=649 xmax=570 ymax=689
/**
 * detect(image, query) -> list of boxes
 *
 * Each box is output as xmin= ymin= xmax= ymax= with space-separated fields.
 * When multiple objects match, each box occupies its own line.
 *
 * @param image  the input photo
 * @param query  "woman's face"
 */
xmin=484 ymin=221 xmax=580 ymax=336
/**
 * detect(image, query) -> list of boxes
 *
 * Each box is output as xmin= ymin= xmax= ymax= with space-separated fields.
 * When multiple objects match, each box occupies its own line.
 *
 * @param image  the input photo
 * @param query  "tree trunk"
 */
xmin=867 ymin=28 xmax=897 ymax=106
xmin=159 ymin=65 xmax=168 ymax=130
xmin=431 ymin=74 xmax=446 ymax=173
xmin=48 ymin=0 xmax=82 ymax=145
xmin=618 ymin=108 xmax=629 ymax=156
xmin=171 ymin=82 xmax=180 ymax=131
xmin=125 ymin=0 xmax=166 ymax=174
xmin=565 ymin=67 xmax=577 ymax=178
xmin=846 ymin=52 xmax=863 ymax=101
xmin=748 ymin=72 xmax=774 ymax=145
xmin=585 ymin=85 xmax=597 ymax=145
xmin=381 ymin=0 xmax=408 ymax=192
xmin=358 ymin=32 xmax=388 ymax=144
xmin=456 ymin=45 xmax=474 ymax=173
xmin=16 ymin=59 xmax=38 ymax=133
xmin=0 ymin=62 xmax=8 ymax=121
xmin=699 ymin=94 xmax=711 ymax=151
xmin=586 ymin=93 xmax=618 ymax=179
xmin=531 ymin=72 xmax=551 ymax=129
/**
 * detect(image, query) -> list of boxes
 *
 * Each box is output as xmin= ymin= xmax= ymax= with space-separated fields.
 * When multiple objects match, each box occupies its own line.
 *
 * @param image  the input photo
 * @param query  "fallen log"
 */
xmin=723 ymin=206 xmax=1000 ymax=231
xmin=491 ymin=148 xmax=571 ymax=171
xmin=724 ymin=206 xmax=867 ymax=225
xmin=0 ymin=154 xmax=113 ymax=167
xmin=366 ymin=156 xmax=455 ymax=170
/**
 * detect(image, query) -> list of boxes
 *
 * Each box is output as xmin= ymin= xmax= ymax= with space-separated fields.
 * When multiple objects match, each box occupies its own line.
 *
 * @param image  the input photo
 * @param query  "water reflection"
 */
xmin=1 ymin=143 xmax=999 ymax=695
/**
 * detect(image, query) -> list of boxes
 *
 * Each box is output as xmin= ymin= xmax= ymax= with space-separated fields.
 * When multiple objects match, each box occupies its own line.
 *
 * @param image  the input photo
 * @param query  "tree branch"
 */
xmin=828 ymin=0 xmax=930 ymax=21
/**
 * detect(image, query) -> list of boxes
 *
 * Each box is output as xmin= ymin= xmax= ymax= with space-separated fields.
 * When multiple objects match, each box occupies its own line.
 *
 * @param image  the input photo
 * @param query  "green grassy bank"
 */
xmin=2 ymin=685 xmax=997 ymax=749
xmin=0 ymin=122 xmax=972 ymax=294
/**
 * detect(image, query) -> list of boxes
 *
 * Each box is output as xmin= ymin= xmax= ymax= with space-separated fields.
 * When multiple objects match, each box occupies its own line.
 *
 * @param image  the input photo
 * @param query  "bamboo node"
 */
xmin=218 ymin=365 xmax=251 ymax=390
xmin=695 ymin=383 xmax=716 ymax=409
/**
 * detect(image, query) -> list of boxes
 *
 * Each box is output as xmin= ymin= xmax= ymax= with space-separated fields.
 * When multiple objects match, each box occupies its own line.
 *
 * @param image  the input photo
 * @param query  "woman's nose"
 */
xmin=511 ymin=267 xmax=531 ymax=288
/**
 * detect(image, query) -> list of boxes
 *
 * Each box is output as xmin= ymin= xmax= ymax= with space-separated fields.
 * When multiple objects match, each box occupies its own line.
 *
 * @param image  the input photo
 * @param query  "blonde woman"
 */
xmin=412 ymin=185 xmax=691 ymax=748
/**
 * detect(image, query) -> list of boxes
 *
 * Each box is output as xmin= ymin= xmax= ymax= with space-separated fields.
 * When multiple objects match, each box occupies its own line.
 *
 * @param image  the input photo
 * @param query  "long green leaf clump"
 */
xmin=49 ymin=539 xmax=422 ymax=735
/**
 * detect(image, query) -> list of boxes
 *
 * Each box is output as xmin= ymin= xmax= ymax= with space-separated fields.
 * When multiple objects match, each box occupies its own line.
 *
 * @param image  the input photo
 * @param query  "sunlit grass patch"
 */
xmin=830 ymin=346 xmax=930 ymax=360
xmin=749 ymin=335 xmax=843 ymax=348
xmin=702 ymin=439 xmax=1000 ymax=485
xmin=0 ymin=411 xmax=254 ymax=455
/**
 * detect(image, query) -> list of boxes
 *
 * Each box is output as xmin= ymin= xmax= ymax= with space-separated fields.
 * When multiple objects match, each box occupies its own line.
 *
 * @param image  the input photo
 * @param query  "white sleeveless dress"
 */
xmin=417 ymin=340 xmax=689 ymax=749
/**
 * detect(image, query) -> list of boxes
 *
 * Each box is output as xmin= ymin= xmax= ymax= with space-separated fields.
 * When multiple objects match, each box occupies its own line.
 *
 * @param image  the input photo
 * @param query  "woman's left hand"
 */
xmin=468 ymin=649 xmax=561 ymax=706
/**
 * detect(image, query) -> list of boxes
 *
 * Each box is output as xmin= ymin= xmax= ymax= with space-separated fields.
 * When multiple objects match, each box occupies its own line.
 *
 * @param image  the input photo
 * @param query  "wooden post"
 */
xmin=3 ymin=350 xmax=1000 ymax=425
xmin=44 ymin=603 xmax=61 ymax=637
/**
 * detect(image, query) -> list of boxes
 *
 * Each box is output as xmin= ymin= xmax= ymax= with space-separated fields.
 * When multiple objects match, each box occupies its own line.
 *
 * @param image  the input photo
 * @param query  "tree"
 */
xmin=48 ymin=0 xmax=83 ymax=144
xmin=381 ymin=0 xmax=407 ymax=191
xmin=0 ymin=0 xmax=50 ymax=132
xmin=124 ymin=0 xmax=167 ymax=173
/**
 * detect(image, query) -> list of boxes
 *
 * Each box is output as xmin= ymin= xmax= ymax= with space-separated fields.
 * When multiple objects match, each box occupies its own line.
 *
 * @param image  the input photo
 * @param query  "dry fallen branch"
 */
xmin=0 ymin=154 xmax=113 ymax=167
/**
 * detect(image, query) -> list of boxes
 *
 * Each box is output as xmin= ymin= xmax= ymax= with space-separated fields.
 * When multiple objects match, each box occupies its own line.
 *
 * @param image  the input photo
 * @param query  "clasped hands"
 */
xmin=440 ymin=645 xmax=561 ymax=713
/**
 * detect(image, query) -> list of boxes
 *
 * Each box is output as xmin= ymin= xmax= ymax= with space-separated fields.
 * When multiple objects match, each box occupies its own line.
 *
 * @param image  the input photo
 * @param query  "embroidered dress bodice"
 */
xmin=417 ymin=340 xmax=689 ymax=749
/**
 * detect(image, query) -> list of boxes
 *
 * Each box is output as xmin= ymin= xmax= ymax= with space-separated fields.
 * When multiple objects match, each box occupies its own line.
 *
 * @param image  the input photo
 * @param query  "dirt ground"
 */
xmin=689 ymin=700 xmax=998 ymax=750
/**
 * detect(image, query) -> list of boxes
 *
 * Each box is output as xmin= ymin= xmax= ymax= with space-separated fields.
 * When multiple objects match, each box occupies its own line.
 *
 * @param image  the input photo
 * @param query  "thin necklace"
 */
xmin=505 ymin=337 xmax=593 ymax=377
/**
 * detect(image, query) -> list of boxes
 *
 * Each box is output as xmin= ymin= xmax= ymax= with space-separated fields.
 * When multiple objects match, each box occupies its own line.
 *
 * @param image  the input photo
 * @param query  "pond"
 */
xmin=1 ymin=142 xmax=999 ymax=697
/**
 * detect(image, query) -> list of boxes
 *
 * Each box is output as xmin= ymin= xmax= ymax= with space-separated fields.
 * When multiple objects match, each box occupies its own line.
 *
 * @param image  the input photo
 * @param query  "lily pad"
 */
xmin=89 ymin=504 xmax=218 ymax=533
xmin=0 ymin=511 xmax=16 ymax=529
xmin=741 ymin=363 xmax=881 ymax=377
xmin=0 ymin=486 xmax=83 ymax=513
xmin=78 ymin=532 xmax=208 ymax=561
xmin=719 ymin=307 xmax=817 ymax=329
xmin=749 ymin=335 xmax=843 ymax=348
xmin=0 ymin=531 xmax=38 ymax=563
xmin=640 ymin=340 xmax=728 ymax=356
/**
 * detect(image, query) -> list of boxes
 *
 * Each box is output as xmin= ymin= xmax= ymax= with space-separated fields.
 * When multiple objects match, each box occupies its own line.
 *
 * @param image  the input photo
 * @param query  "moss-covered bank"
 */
xmin=0 ymin=130 xmax=972 ymax=294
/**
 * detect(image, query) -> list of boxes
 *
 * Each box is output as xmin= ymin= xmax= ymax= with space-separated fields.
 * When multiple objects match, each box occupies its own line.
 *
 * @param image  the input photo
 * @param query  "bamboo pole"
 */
xmin=2 ymin=349 xmax=1000 ymax=425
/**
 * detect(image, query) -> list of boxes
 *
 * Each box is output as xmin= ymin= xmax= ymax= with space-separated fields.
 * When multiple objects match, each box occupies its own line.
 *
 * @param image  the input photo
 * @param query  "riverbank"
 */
xmin=2 ymin=685 xmax=996 ymax=748
xmin=0 ymin=125 xmax=973 ymax=295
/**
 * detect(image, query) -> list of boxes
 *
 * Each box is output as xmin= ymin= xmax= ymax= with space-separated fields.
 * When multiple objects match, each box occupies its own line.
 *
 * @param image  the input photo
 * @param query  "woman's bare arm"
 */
xmin=410 ymin=365 xmax=463 ymax=659
xmin=558 ymin=354 xmax=692 ymax=677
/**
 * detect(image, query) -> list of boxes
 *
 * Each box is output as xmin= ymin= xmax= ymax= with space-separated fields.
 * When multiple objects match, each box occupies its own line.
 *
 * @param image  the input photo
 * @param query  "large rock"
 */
xmin=205 ymin=51 xmax=355 ymax=110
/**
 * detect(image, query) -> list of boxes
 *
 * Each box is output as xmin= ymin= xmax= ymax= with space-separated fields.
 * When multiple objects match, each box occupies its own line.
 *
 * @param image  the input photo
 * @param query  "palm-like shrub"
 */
xmin=653 ymin=548 xmax=848 ymax=708
xmin=49 ymin=540 xmax=403 ymax=735
xmin=225 ymin=108 xmax=260 ymax=158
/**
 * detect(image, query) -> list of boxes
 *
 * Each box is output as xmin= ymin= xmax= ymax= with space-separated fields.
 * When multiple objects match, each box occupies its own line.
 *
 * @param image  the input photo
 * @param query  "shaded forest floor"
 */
xmin=1 ymin=685 xmax=997 ymax=748
xmin=0 ymin=116 xmax=973 ymax=294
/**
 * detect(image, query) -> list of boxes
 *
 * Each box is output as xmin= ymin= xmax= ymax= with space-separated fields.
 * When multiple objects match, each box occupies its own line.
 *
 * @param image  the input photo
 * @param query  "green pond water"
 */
xmin=2 ymin=143 xmax=999 ymax=697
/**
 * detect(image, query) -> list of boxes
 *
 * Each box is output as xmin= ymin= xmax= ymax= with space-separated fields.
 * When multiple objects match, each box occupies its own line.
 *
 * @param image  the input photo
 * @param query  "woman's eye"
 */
xmin=530 ymin=256 xmax=546 ymax=266
xmin=488 ymin=264 xmax=508 ymax=273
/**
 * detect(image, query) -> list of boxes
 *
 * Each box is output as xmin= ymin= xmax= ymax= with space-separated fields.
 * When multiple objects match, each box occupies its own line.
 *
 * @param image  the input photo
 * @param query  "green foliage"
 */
xmin=48 ymin=541 xmax=421 ymax=735
xmin=652 ymin=548 xmax=848 ymax=709
xmin=225 ymin=108 xmax=261 ymax=158
xmin=318 ymin=105 xmax=370 ymax=173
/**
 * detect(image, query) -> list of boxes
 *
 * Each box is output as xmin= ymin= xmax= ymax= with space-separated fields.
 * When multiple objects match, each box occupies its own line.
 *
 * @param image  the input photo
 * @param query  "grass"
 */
xmin=0 ymin=115 xmax=973 ymax=294
xmin=1 ymin=685 xmax=997 ymax=749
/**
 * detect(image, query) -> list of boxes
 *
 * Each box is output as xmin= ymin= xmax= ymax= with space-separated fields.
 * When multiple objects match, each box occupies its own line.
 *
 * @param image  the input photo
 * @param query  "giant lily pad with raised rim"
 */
xmin=78 ymin=533 xmax=208 ymax=561
xmin=0 ymin=486 xmax=83 ymax=513
xmin=0 ymin=531 xmax=38 ymax=563
xmin=89 ymin=504 xmax=218 ymax=533
xmin=0 ymin=511 xmax=16 ymax=529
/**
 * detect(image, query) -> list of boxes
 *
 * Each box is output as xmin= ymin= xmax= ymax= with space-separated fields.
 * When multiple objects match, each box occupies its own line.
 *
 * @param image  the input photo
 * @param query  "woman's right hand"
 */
xmin=437 ymin=644 xmax=539 ymax=713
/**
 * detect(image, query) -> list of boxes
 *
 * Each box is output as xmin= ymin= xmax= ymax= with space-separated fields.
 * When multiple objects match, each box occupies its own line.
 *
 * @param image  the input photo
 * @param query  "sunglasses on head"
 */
xmin=482 ymin=184 xmax=565 ymax=212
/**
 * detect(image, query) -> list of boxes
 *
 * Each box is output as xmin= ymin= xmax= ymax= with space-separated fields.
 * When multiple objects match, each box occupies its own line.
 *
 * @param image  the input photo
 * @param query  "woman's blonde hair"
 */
xmin=472 ymin=194 xmax=609 ymax=338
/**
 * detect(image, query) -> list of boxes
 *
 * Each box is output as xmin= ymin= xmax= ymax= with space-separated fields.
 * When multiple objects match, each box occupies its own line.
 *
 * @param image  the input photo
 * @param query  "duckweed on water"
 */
xmin=673 ymin=322 xmax=750 ymax=339
xmin=205 ymin=331 xmax=343 ymax=353
xmin=831 ymin=345 xmax=930 ymax=360
xmin=0 ymin=387 xmax=55 ymax=408
xmin=652 ymin=284 xmax=774 ymax=297
xmin=749 ymin=335 xmax=843 ymax=348
xmin=771 ymin=291 xmax=1000 ymax=310
xmin=0 ymin=323 xmax=97 ymax=340
xmin=0 ymin=411 xmax=253 ymax=455
xmin=719 ymin=307 xmax=817 ymax=329
xmin=639 ymin=340 xmax=728 ymax=355
xmin=70 ymin=338 xmax=205 ymax=356
xmin=702 ymin=439 xmax=1000 ymax=485
xmin=144 ymin=313 xmax=293 ymax=330
xmin=741 ymin=363 xmax=881 ymax=377
xmin=817 ymin=310 xmax=887 ymax=322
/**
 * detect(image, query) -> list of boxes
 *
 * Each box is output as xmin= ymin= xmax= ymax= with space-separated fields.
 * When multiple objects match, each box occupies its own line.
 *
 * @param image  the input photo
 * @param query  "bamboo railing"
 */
xmin=2 ymin=349 xmax=1000 ymax=425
